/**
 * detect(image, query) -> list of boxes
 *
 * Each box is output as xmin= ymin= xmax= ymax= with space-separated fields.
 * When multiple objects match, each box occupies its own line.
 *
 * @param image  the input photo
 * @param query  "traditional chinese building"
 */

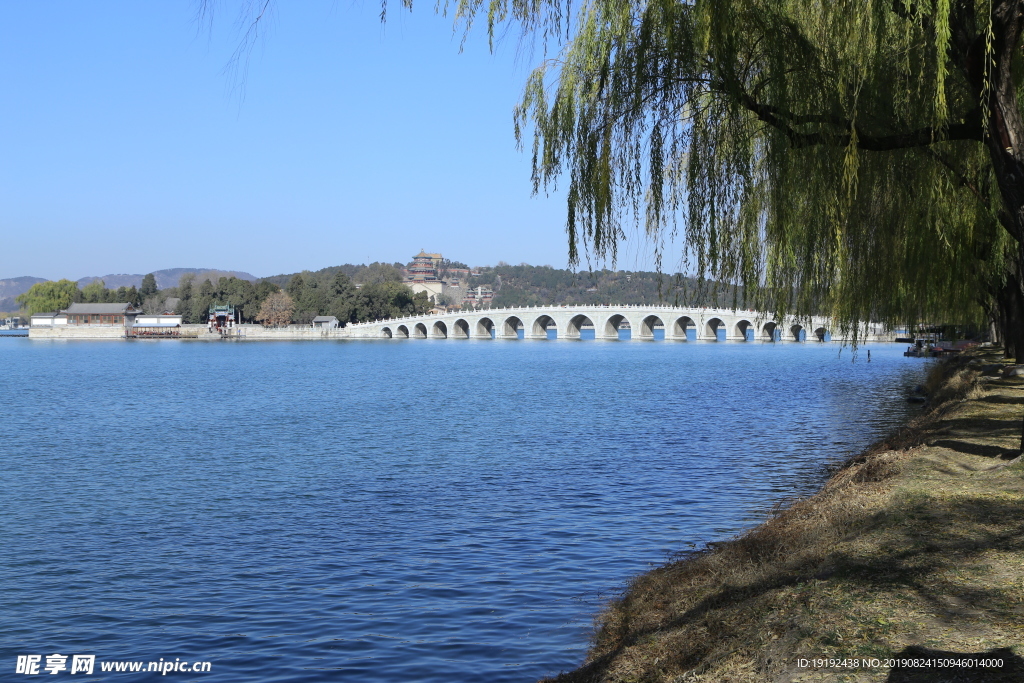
xmin=208 ymin=304 xmax=236 ymax=332
xmin=406 ymin=250 xmax=442 ymax=282
xmin=63 ymin=303 xmax=141 ymax=328
xmin=130 ymin=314 xmax=183 ymax=337
xmin=463 ymin=285 xmax=494 ymax=308
xmin=29 ymin=312 xmax=66 ymax=327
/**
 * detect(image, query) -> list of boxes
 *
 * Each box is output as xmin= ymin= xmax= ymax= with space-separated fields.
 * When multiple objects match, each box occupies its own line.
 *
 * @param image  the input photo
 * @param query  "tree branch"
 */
xmin=735 ymin=89 xmax=985 ymax=151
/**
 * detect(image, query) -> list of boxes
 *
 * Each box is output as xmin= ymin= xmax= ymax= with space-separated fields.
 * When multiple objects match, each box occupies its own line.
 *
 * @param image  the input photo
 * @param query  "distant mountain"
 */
xmin=0 ymin=276 xmax=47 ymax=312
xmin=0 ymin=269 xmax=258 ymax=313
xmin=77 ymin=268 xmax=258 ymax=290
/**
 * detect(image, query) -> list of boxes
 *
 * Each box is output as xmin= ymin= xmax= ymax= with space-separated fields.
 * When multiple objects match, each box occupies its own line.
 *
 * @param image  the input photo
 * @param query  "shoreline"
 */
xmin=23 ymin=324 xmax=894 ymax=343
xmin=543 ymin=350 xmax=1024 ymax=682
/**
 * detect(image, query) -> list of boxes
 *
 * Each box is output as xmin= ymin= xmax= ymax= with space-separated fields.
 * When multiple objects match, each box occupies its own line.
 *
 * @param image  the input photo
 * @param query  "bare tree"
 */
xmin=257 ymin=291 xmax=294 ymax=327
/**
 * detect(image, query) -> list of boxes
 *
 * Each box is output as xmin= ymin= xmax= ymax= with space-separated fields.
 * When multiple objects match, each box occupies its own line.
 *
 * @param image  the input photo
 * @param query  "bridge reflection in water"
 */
xmin=343 ymin=305 xmax=887 ymax=342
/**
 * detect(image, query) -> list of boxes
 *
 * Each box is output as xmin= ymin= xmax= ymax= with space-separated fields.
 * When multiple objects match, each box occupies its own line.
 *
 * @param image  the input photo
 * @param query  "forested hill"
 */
xmin=265 ymin=262 xmax=746 ymax=308
xmin=480 ymin=265 xmax=744 ymax=308
xmin=260 ymin=264 xmax=400 ymax=289
xmin=5 ymin=262 xmax=747 ymax=318
xmin=77 ymin=268 xmax=257 ymax=290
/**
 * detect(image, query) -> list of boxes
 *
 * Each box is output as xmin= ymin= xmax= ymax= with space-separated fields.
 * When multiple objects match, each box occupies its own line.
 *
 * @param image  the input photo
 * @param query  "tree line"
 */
xmin=474 ymin=265 xmax=746 ymax=309
xmin=15 ymin=274 xmax=160 ymax=314
xmin=16 ymin=261 xmax=772 ymax=323
xmin=16 ymin=268 xmax=431 ymax=327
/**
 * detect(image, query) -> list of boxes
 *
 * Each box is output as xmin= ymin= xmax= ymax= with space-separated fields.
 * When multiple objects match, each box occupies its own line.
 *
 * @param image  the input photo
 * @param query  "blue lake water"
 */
xmin=1 ymin=339 xmax=929 ymax=682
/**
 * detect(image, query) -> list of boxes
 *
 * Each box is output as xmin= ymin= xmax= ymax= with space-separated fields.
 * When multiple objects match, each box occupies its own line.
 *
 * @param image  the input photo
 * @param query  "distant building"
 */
xmin=463 ymin=285 xmax=494 ymax=308
xmin=208 ymin=304 xmax=236 ymax=332
xmin=406 ymin=250 xmax=442 ymax=282
xmin=64 ymin=303 xmax=141 ymax=328
xmin=312 ymin=315 xmax=339 ymax=329
xmin=29 ymin=312 xmax=67 ymax=327
xmin=403 ymin=250 xmax=470 ymax=305
xmin=131 ymin=314 xmax=183 ymax=337
xmin=409 ymin=279 xmax=445 ymax=302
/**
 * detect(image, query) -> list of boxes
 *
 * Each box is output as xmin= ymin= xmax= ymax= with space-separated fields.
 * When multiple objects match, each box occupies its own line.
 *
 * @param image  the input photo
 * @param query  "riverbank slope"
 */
xmin=545 ymin=350 xmax=1024 ymax=682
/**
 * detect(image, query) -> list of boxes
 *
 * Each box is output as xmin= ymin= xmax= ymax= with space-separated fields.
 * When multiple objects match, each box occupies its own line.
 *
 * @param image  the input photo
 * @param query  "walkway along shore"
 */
xmin=542 ymin=350 xmax=1024 ymax=682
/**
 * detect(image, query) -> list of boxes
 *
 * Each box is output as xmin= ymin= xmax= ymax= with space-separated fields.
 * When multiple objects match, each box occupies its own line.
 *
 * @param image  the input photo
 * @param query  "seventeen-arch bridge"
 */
xmin=341 ymin=305 xmax=887 ymax=342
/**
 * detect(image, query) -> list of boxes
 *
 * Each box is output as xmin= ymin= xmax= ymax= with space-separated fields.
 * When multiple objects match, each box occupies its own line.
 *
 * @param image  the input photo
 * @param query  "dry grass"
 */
xmin=542 ymin=348 xmax=1024 ymax=683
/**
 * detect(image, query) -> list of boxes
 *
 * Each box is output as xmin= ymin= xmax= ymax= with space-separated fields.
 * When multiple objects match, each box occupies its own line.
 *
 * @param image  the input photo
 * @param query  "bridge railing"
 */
xmin=348 ymin=304 xmax=796 ymax=328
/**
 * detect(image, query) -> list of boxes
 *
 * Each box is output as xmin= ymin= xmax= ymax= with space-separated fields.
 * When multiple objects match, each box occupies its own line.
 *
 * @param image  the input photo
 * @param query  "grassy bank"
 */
xmin=545 ymin=349 xmax=1024 ymax=682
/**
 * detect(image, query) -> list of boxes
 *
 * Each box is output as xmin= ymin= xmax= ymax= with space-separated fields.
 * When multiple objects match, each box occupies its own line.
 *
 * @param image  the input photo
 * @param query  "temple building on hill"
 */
xmin=404 ymin=250 xmax=455 ymax=305
xmin=402 ymin=250 xmax=485 ymax=308
xmin=406 ymin=251 xmax=443 ymax=282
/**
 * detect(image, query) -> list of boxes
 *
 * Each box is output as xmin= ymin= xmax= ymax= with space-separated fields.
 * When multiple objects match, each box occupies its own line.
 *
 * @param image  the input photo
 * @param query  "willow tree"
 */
xmin=444 ymin=0 xmax=1019 ymax=348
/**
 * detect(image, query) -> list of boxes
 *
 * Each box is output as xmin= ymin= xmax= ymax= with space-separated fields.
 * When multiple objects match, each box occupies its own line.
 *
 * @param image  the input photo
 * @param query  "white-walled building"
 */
xmin=29 ymin=312 xmax=67 ymax=327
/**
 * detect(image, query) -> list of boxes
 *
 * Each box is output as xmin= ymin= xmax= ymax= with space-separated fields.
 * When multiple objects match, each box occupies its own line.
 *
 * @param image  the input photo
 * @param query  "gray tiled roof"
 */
xmin=64 ymin=303 xmax=140 ymax=314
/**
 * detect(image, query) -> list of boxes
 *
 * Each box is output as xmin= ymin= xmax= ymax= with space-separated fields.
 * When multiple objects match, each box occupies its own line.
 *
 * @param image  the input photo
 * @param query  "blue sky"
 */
xmin=0 ymin=2 xmax=668 ymax=281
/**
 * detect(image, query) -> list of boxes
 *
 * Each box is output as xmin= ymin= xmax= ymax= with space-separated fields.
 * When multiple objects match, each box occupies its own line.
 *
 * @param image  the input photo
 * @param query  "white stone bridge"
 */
xmin=342 ymin=305 xmax=888 ymax=342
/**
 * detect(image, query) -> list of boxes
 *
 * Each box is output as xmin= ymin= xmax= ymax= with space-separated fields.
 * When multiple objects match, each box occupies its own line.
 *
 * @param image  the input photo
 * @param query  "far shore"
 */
xmin=543 ymin=349 xmax=1024 ymax=682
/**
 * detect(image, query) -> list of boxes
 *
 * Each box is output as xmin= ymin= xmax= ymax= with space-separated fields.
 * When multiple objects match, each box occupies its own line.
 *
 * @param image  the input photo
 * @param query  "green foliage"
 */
xmin=15 ymin=279 xmax=81 ymax=315
xmin=328 ymin=272 xmax=358 ymax=322
xmin=353 ymin=281 xmax=430 ymax=320
xmin=253 ymin=265 xmax=428 ymax=325
xmin=450 ymin=0 xmax=1018 ymax=338
xmin=480 ymin=264 xmax=739 ymax=307
xmin=358 ymin=262 xmax=404 ymax=285
xmin=190 ymin=279 xmax=216 ymax=325
xmin=114 ymin=286 xmax=141 ymax=306
xmin=175 ymin=274 xmax=279 ymax=324
xmin=175 ymin=274 xmax=195 ymax=321
xmin=260 ymin=262 xmax=405 ymax=289
xmin=80 ymin=279 xmax=112 ymax=303
xmin=139 ymin=273 xmax=158 ymax=299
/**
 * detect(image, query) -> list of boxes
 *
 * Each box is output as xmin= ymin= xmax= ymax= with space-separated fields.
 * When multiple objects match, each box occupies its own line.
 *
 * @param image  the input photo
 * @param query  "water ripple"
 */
xmin=1 ymin=340 xmax=929 ymax=681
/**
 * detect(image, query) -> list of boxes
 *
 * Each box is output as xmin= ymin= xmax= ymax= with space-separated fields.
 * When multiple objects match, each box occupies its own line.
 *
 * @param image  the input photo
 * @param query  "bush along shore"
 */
xmin=545 ymin=349 xmax=1024 ymax=682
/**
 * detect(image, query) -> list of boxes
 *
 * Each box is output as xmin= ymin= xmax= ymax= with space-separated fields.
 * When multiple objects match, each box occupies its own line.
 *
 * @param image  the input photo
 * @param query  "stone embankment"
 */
xmin=28 ymin=324 xmax=350 ymax=340
xmin=543 ymin=350 xmax=1024 ymax=682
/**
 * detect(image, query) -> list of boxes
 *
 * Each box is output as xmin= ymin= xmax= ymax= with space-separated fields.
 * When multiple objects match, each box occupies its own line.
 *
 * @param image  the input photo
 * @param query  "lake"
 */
xmin=1 ymin=338 xmax=929 ymax=681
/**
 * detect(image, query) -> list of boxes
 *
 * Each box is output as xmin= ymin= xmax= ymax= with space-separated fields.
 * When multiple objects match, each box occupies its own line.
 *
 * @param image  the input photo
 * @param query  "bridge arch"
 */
xmin=432 ymin=321 xmax=448 ymax=339
xmin=636 ymin=314 xmax=664 ymax=340
xmin=790 ymin=324 xmax=806 ymax=342
xmin=500 ymin=316 xmax=524 ymax=339
xmin=452 ymin=318 xmax=470 ymax=339
xmin=599 ymin=314 xmax=628 ymax=340
xmin=734 ymin=319 xmax=755 ymax=341
xmin=670 ymin=316 xmax=696 ymax=341
xmin=706 ymin=318 xmax=726 ymax=341
xmin=395 ymin=324 xmax=409 ymax=339
xmin=413 ymin=322 xmax=427 ymax=339
xmin=476 ymin=317 xmax=495 ymax=339
xmin=530 ymin=314 xmax=557 ymax=339
xmin=762 ymin=322 xmax=780 ymax=341
xmin=814 ymin=326 xmax=831 ymax=342
xmin=381 ymin=326 xmax=393 ymax=338
xmin=565 ymin=314 xmax=594 ymax=340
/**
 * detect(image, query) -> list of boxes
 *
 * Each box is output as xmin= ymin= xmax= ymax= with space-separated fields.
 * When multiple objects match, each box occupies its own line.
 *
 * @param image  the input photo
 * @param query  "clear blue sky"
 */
xmin=0 ymin=2 xmax=669 ymax=281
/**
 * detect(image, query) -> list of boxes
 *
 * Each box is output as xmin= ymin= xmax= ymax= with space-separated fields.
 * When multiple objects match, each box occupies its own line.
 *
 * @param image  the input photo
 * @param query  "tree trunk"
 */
xmin=994 ymin=264 xmax=1024 ymax=359
xmin=972 ymin=1 xmax=1024 ymax=449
